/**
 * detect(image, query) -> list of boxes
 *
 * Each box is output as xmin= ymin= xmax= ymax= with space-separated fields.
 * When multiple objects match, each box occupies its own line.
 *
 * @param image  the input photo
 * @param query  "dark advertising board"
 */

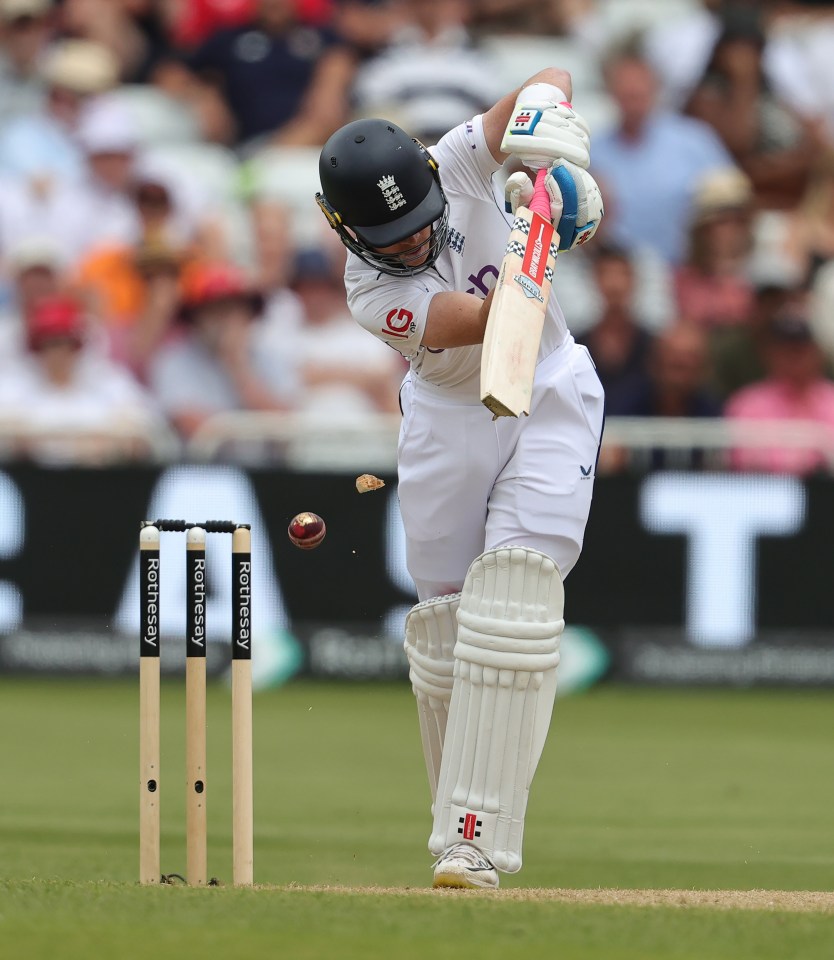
xmin=0 ymin=464 xmax=831 ymax=686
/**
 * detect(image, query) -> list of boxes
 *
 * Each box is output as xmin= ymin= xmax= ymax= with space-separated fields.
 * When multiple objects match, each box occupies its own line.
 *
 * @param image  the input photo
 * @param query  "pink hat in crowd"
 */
xmin=27 ymin=296 xmax=85 ymax=350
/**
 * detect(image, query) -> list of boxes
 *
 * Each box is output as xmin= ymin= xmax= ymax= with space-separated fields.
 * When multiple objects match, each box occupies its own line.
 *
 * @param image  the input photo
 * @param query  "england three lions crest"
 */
xmin=377 ymin=175 xmax=406 ymax=212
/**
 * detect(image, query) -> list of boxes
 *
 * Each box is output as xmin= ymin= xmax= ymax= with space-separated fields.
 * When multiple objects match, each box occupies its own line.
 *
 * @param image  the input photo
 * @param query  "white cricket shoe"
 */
xmin=432 ymin=842 xmax=499 ymax=889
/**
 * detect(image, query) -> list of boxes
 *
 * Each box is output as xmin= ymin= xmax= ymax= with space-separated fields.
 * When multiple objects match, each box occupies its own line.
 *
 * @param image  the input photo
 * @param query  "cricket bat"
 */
xmin=481 ymin=167 xmax=558 ymax=418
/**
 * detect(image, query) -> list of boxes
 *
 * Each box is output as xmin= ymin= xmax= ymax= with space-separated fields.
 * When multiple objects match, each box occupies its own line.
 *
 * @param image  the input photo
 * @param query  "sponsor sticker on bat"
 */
xmin=521 ymin=216 xmax=554 ymax=287
xmin=512 ymin=274 xmax=544 ymax=302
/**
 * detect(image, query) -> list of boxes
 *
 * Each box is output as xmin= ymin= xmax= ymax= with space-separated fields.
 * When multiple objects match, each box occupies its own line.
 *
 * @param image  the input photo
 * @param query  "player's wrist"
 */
xmin=516 ymin=82 xmax=570 ymax=107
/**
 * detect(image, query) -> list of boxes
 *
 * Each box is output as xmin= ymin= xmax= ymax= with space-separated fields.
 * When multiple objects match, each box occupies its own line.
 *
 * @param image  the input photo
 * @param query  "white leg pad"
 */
xmin=429 ymin=547 xmax=564 ymax=872
xmin=404 ymin=593 xmax=459 ymax=802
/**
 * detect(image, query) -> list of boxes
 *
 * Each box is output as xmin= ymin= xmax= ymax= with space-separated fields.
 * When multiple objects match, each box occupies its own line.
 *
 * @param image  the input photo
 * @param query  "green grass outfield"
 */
xmin=1 ymin=679 xmax=832 ymax=959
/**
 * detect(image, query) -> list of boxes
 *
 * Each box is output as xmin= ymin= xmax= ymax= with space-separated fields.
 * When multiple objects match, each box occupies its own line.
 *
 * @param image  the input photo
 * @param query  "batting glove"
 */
xmin=504 ymin=170 xmax=564 ymax=223
xmin=505 ymin=162 xmax=602 ymax=250
xmin=548 ymin=159 xmax=604 ymax=251
xmin=501 ymin=83 xmax=591 ymax=170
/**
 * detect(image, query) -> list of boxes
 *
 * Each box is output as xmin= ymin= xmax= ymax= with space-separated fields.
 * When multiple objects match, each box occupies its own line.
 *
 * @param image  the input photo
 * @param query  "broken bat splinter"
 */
xmin=356 ymin=474 xmax=385 ymax=493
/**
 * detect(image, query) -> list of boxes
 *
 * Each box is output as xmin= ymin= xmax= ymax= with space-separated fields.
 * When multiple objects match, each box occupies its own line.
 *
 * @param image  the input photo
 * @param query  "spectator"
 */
xmin=675 ymin=166 xmax=755 ymax=331
xmin=810 ymin=261 xmax=834 ymax=372
xmin=72 ymin=93 xmax=145 ymax=247
xmin=327 ymin=0 xmax=403 ymax=55
xmin=642 ymin=0 xmax=724 ymax=110
xmin=249 ymin=197 xmax=306 ymax=339
xmin=287 ymin=247 xmax=403 ymax=420
xmin=577 ymin=244 xmax=655 ymax=415
xmin=63 ymin=0 xmax=252 ymax=82
xmin=607 ymin=321 xmax=722 ymax=470
xmin=74 ymin=150 xmax=231 ymax=371
xmin=685 ymin=14 xmax=823 ymax=211
xmin=780 ymin=149 xmax=834 ymax=282
xmin=617 ymin=321 xmax=722 ymax=419
xmin=642 ymin=2 xmax=818 ymax=118
xmin=0 ymin=0 xmax=56 ymax=123
xmin=78 ymin=231 xmax=188 ymax=377
xmin=552 ymin=169 xmax=675 ymax=336
xmin=0 ymin=236 xmax=66 ymax=364
xmin=148 ymin=260 xmax=299 ymax=438
xmin=167 ymin=0 xmax=356 ymax=151
xmin=60 ymin=0 xmax=151 ymax=81
xmin=350 ymin=0 xmax=501 ymax=146
xmin=250 ymin=197 xmax=296 ymax=299
xmin=76 ymin=172 xmax=187 ymax=317
xmin=469 ymin=0 xmax=591 ymax=37
xmin=0 ymin=37 xmax=119 ymax=183
xmin=764 ymin=0 xmax=834 ymax=144
xmin=0 ymin=93 xmax=146 ymax=271
xmin=112 ymin=0 xmax=179 ymax=82
xmin=710 ymin=278 xmax=803 ymax=401
xmin=725 ymin=305 xmax=834 ymax=474
xmin=762 ymin=149 xmax=834 ymax=365
xmin=0 ymin=294 xmax=163 ymax=463
xmin=61 ymin=1 xmax=259 ymax=82
xmin=591 ymin=48 xmax=735 ymax=264
xmin=165 ymin=0 xmax=257 ymax=51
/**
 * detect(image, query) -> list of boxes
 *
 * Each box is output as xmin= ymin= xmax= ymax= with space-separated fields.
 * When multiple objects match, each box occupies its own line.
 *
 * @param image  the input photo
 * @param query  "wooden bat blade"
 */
xmin=481 ymin=205 xmax=557 ymax=418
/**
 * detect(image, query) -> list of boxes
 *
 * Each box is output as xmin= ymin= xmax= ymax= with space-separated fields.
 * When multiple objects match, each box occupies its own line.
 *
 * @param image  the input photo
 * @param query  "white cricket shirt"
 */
xmin=344 ymin=114 xmax=570 ymax=401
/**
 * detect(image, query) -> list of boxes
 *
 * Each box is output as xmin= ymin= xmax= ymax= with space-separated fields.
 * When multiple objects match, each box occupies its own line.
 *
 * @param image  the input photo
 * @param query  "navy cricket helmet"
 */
xmin=316 ymin=119 xmax=449 ymax=276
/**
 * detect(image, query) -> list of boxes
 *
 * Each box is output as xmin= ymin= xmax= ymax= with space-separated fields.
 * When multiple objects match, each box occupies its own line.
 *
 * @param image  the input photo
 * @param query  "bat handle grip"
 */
xmin=527 ymin=168 xmax=552 ymax=221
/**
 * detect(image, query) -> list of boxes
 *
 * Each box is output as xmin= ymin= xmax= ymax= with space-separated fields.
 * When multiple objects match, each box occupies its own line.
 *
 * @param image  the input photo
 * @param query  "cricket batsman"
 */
xmin=316 ymin=68 xmax=605 ymax=888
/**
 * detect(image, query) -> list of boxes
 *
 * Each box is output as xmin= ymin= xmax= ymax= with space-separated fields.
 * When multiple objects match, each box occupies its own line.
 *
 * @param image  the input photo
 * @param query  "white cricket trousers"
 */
xmin=397 ymin=339 xmax=605 ymax=601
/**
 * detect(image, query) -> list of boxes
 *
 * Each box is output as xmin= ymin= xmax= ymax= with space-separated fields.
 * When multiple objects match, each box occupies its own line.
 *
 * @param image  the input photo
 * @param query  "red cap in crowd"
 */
xmin=179 ymin=262 xmax=265 ymax=320
xmin=170 ymin=0 xmax=256 ymax=48
xmin=27 ymin=296 xmax=85 ymax=351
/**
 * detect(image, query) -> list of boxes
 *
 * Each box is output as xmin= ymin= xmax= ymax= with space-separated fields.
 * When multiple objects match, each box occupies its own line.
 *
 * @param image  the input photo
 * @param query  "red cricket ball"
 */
xmin=287 ymin=512 xmax=326 ymax=550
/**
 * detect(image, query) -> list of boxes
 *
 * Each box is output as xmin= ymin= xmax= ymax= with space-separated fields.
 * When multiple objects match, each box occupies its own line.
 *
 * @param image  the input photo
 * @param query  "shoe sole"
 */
xmin=433 ymin=872 xmax=498 ymax=890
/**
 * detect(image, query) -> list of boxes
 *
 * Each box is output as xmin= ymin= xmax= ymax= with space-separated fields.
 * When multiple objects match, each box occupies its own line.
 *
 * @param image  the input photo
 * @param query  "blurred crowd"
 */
xmin=1 ymin=0 xmax=834 ymax=474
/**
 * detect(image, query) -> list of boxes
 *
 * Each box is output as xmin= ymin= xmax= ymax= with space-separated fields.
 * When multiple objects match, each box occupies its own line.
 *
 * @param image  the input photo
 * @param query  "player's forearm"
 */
xmin=421 ymin=291 xmax=493 ymax=348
